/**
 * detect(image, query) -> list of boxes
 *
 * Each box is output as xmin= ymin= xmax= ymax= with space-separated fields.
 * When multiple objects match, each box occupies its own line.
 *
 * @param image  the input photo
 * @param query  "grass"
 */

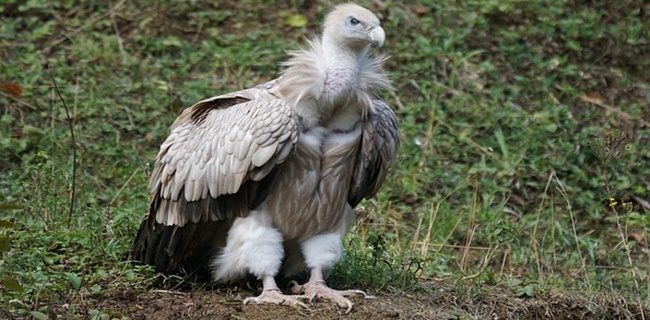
xmin=1 ymin=0 xmax=649 ymax=318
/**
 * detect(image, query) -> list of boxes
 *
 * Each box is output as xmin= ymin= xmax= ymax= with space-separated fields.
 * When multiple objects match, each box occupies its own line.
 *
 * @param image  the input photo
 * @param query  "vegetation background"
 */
xmin=1 ymin=0 xmax=648 ymax=319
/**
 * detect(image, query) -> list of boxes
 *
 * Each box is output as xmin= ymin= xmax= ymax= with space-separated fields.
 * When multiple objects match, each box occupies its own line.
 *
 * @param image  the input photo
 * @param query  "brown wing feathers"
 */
xmin=132 ymin=93 xmax=298 ymax=275
xmin=134 ymin=179 xmax=269 ymax=274
xmin=348 ymin=100 xmax=400 ymax=207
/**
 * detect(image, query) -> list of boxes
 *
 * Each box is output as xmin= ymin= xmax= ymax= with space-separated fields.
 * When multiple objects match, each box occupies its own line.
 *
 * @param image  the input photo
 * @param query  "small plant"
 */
xmin=329 ymin=229 xmax=422 ymax=293
xmin=589 ymin=129 xmax=648 ymax=317
xmin=588 ymin=130 xmax=630 ymax=194
xmin=507 ymin=278 xmax=538 ymax=298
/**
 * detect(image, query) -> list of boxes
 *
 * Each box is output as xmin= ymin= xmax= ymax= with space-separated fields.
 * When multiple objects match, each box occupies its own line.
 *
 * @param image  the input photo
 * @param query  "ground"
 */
xmin=37 ymin=279 xmax=644 ymax=320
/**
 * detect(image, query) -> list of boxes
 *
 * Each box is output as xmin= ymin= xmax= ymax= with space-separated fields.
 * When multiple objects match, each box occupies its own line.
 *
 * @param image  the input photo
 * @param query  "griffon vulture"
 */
xmin=133 ymin=3 xmax=400 ymax=312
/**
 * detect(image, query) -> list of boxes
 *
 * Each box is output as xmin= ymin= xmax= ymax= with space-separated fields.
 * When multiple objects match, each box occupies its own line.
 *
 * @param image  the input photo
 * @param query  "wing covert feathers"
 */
xmin=349 ymin=99 xmax=400 ymax=206
xmin=149 ymin=93 xmax=299 ymax=227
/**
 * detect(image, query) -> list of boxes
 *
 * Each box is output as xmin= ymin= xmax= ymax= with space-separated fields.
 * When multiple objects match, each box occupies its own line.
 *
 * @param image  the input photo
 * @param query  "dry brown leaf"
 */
xmin=0 ymin=83 xmax=24 ymax=97
xmin=629 ymin=232 xmax=646 ymax=243
xmin=413 ymin=5 xmax=429 ymax=15
xmin=579 ymin=92 xmax=604 ymax=104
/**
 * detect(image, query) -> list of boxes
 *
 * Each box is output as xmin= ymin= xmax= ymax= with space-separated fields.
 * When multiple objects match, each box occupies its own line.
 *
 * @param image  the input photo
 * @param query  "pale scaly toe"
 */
xmin=302 ymin=281 xmax=372 ymax=313
xmin=243 ymin=289 xmax=311 ymax=310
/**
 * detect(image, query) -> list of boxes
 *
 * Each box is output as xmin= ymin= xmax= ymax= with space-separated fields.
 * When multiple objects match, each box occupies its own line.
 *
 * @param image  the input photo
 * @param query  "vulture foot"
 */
xmin=243 ymin=289 xmax=311 ymax=310
xmin=289 ymin=280 xmax=374 ymax=314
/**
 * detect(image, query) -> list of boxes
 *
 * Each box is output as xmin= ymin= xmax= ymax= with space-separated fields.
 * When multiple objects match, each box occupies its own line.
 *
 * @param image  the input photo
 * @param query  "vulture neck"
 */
xmin=280 ymin=34 xmax=390 ymax=130
xmin=322 ymin=33 xmax=371 ymax=60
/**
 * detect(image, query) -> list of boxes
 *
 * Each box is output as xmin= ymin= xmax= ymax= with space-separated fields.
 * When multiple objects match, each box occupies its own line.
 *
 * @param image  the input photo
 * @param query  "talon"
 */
xmin=342 ymin=289 xmax=371 ymax=298
xmin=288 ymin=280 xmax=304 ymax=294
xmin=345 ymin=301 xmax=353 ymax=314
xmin=308 ymin=291 xmax=318 ymax=303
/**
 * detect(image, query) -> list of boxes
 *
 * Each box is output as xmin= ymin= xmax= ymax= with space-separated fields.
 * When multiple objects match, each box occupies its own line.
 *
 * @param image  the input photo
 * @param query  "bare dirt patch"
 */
xmin=36 ymin=279 xmax=645 ymax=319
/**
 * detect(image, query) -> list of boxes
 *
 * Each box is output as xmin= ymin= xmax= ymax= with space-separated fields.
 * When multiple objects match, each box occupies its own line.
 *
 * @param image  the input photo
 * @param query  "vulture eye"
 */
xmin=348 ymin=17 xmax=360 ymax=26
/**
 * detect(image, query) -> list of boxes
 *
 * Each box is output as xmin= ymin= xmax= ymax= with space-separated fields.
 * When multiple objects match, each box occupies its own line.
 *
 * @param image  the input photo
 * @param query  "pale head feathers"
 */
xmin=323 ymin=3 xmax=385 ymax=49
xmin=279 ymin=3 xmax=391 ymax=121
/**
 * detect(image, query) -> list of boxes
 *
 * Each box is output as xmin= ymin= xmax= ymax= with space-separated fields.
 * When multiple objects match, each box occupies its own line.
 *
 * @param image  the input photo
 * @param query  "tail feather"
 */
xmin=132 ymin=215 xmax=230 ymax=279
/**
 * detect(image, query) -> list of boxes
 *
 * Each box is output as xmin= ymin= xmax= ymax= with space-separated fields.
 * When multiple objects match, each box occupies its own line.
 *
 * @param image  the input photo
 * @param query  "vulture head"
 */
xmin=323 ymin=4 xmax=386 ymax=51
xmin=280 ymin=3 xmax=391 ymax=120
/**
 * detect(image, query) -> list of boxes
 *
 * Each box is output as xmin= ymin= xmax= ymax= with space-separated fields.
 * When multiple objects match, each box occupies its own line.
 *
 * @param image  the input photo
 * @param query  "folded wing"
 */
xmin=133 ymin=85 xmax=299 ymax=273
xmin=349 ymin=100 xmax=400 ymax=207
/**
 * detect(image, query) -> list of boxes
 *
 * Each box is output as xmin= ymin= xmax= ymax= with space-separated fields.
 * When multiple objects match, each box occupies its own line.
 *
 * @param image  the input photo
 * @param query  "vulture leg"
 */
xmin=243 ymin=275 xmax=310 ymax=309
xmin=291 ymin=233 xmax=372 ymax=313
xmin=211 ymin=213 xmax=285 ymax=281
xmin=210 ymin=212 xmax=310 ymax=308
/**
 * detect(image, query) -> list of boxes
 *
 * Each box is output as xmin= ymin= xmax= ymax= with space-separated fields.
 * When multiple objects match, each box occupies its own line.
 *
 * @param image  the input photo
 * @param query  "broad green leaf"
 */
xmin=90 ymin=284 xmax=102 ymax=293
xmin=64 ymin=272 xmax=81 ymax=290
xmin=32 ymin=272 xmax=48 ymax=282
xmin=162 ymin=36 xmax=182 ymax=47
xmin=29 ymin=311 xmax=48 ymax=320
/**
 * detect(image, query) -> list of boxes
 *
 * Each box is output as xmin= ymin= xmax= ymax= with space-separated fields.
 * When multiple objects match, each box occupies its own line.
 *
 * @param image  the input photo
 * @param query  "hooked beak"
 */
xmin=369 ymin=26 xmax=385 ymax=48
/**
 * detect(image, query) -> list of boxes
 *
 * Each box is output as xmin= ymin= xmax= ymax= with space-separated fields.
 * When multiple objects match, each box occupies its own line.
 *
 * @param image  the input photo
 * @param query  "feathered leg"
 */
xmin=210 ymin=211 xmax=309 ymax=308
xmin=291 ymin=233 xmax=373 ymax=313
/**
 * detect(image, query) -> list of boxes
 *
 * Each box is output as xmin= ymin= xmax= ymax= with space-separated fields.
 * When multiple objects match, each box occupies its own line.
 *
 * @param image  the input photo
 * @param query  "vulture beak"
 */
xmin=369 ymin=26 xmax=385 ymax=48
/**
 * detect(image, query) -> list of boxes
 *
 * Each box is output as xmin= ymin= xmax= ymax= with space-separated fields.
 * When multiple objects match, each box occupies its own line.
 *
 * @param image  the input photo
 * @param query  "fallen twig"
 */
xmin=48 ymin=64 xmax=77 ymax=228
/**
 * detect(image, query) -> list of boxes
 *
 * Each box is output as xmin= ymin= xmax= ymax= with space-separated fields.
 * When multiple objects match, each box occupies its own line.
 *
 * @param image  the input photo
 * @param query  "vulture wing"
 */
xmin=349 ymin=100 xmax=400 ymax=207
xmin=133 ymin=82 xmax=299 ymax=274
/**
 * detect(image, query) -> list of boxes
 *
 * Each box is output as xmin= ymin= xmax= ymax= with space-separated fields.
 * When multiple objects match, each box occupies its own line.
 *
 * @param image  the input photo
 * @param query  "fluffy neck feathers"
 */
xmin=279 ymin=35 xmax=390 ymax=126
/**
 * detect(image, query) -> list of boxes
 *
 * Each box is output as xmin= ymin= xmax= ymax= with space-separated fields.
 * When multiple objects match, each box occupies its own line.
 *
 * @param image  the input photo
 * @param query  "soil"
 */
xmin=38 ymin=279 xmax=646 ymax=320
